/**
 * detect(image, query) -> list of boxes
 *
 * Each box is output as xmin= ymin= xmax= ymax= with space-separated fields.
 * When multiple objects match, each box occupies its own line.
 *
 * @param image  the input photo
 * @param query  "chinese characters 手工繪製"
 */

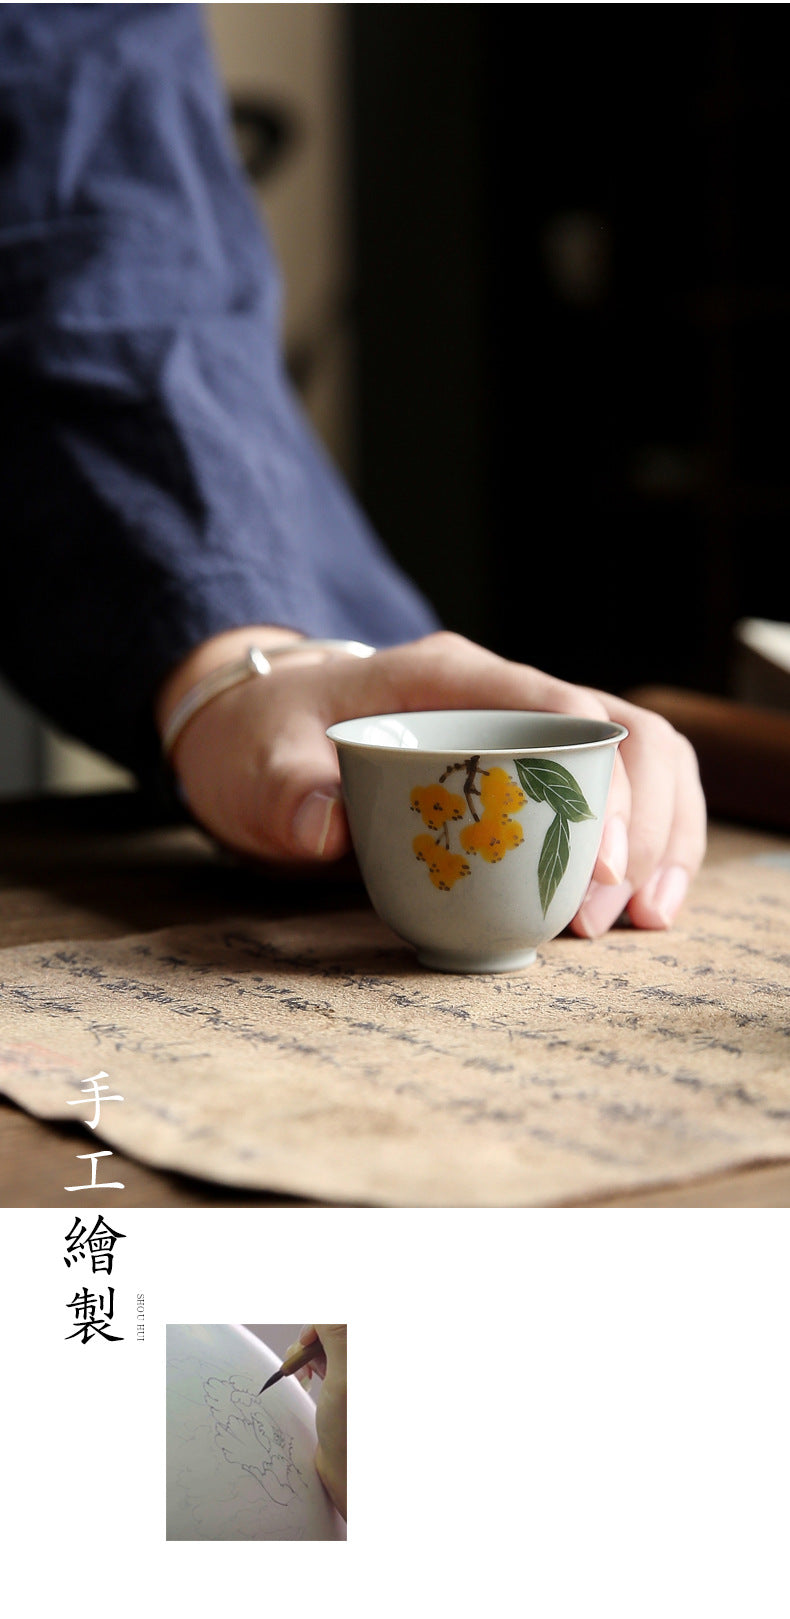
xmin=62 ymin=1073 xmax=127 ymax=1345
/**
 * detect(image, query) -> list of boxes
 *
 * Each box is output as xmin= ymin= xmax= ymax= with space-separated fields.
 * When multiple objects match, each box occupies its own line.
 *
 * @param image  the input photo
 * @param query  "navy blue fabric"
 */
xmin=0 ymin=3 xmax=439 ymax=788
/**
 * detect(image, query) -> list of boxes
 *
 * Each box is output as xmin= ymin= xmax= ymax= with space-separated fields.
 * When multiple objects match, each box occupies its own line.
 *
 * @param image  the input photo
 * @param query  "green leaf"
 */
xmin=538 ymin=811 xmax=570 ymax=916
xmin=515 ymin=758 xmax=596 ymax=823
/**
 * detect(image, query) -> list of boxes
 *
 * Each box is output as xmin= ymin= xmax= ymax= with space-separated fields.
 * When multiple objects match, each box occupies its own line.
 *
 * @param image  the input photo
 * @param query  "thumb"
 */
xmin=165 ymin=665 xmax=353 ymax=865
xmin=257 ymin=715 xmax=351 ymax=862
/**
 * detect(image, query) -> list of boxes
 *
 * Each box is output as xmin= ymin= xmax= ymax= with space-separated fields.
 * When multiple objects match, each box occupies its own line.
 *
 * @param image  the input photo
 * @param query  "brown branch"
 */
xmin=437 ymin=755 xmax=482 ymax=820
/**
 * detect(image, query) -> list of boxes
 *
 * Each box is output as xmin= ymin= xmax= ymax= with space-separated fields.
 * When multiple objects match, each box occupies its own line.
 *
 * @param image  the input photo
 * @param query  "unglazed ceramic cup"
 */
xmin=327 ymin=710 xmax=629 ymax=972
xmin=166 ymin=1324 xmax=346 ymax=1540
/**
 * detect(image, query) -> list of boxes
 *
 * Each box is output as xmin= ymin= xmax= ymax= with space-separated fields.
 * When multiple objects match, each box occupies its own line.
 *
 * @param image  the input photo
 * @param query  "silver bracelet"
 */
xmin=161 ymin=638 xmax=375 ymax=759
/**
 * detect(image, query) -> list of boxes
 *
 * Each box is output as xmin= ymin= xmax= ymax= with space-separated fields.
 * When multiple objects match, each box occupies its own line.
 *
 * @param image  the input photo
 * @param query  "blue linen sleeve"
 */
xmin=0 ymin=3 xmax=439 ymax=786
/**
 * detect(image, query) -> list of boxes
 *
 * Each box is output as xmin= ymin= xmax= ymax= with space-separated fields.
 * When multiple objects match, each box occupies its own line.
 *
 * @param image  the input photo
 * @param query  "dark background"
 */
xmin=347 ymin=4 xmax=785 ymax=701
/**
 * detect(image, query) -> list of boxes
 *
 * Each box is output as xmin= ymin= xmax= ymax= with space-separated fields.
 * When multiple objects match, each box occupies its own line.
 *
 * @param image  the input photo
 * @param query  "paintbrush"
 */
xmin=258 ymin=1338 xmax=320 ymax=1395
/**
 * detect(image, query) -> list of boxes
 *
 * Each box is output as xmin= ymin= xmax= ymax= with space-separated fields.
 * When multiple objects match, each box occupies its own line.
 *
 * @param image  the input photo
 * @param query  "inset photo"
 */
xmin=166 ymin=1323 xmax=347 ymax=1540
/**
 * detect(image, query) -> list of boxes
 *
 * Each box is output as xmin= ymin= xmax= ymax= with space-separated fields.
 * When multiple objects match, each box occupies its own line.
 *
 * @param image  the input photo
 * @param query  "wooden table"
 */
xmin=1 ymin=789 xmax=788 ymax=1207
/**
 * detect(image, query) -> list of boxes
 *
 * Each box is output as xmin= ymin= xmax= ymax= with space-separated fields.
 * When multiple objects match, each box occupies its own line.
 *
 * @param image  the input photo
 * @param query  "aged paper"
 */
xmin=1 ymin=853 xmax=788 ymax=1205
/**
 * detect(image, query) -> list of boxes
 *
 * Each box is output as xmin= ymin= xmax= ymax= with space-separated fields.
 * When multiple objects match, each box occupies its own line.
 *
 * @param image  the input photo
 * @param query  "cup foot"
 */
xmin=415 ymin=946 xmax=538 ymax=974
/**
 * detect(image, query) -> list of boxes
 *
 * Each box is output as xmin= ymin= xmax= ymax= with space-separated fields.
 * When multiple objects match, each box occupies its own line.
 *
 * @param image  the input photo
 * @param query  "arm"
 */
xmin=0 ymin=3 xmax=438 ymax=789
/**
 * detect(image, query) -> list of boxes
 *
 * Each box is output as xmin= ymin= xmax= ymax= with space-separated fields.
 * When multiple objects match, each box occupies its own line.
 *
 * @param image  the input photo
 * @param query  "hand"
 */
xmin=292 ymin=1324 xmax=347 ymax=1520
xmin=156 ymin=627 xmax=706 ymax=936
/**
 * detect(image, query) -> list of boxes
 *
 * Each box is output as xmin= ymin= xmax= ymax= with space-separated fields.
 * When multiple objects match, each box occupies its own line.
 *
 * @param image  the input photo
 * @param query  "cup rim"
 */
xmin=326 ymin=709 xmax=629 ymax=756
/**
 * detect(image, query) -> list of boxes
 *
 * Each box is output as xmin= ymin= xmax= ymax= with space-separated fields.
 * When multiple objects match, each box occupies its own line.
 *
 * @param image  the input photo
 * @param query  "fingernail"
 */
xmin=596 ymin=815 xmax=629 ymax=885
xmin=576 ymin=880 xmax=633 ymax=939
xmin=639 ymin=865 xmax=689 ymax=927
xmin=292 ymin=789 xmax=342 ymax=857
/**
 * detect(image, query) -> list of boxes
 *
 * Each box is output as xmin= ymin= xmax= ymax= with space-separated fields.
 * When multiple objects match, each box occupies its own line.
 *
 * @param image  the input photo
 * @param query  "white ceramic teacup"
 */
xmin=327 ymin=710 xmax=629 ymax=972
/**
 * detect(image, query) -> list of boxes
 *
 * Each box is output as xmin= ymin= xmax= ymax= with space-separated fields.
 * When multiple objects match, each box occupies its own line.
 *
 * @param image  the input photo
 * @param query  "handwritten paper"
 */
xmin=1 ymin=853 xmax=789 ymax=1205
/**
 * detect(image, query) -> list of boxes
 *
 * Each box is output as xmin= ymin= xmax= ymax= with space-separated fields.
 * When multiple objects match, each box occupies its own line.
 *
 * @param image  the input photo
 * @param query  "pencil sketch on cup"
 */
xmin=166 ymin=1323 xmax=346 ymax=1540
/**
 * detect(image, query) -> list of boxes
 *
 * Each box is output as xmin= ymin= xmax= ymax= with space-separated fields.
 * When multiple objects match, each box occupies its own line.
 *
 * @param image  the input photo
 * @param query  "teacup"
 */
xmin=327 ymin=710 xmax=628 ymax=972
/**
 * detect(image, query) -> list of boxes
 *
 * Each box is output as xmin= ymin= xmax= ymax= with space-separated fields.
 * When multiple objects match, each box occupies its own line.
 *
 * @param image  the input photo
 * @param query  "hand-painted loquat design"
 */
xmin=410 ymin=755 xmax=596 ymax=913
